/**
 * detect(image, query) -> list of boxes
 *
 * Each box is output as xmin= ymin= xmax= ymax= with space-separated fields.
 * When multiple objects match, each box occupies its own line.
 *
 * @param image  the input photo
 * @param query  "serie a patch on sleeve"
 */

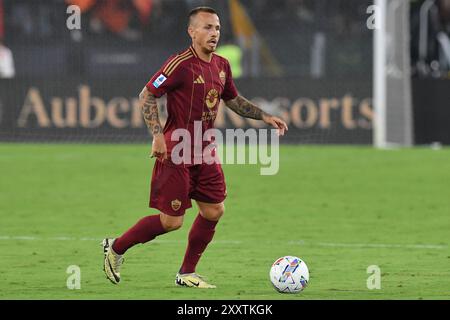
xmin=153 ymin=74 xmax=167 ymax=88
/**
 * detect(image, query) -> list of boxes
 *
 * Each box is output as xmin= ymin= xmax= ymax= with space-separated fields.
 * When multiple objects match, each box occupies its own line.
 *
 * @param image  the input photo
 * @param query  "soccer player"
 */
xmin=102 ymin=6 xmax=288 ymax=288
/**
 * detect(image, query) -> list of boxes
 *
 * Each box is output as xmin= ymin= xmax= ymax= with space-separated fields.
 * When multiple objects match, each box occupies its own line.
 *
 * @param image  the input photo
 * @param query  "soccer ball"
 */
xmin=269 ymin=256 xmax=309 ymax=293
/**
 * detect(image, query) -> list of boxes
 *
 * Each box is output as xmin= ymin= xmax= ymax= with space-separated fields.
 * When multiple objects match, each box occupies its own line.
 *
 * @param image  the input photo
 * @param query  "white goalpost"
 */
xmin=373 ymin=0 xmax=414 ymax=148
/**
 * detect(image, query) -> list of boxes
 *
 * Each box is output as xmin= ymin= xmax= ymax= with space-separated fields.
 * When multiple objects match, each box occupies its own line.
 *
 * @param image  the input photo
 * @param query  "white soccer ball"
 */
xmin=269 ymin=256 xmax=309 ymax=293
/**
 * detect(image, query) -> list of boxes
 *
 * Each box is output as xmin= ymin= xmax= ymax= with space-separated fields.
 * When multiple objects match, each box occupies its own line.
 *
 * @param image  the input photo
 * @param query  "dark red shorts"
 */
xmin=149 ymin=159 xmax=227 ymax=216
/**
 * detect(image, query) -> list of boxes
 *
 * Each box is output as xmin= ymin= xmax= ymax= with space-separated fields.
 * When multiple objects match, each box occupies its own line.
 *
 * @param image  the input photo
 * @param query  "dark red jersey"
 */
xmin=146 ymin=46 xmax=238 ymax=164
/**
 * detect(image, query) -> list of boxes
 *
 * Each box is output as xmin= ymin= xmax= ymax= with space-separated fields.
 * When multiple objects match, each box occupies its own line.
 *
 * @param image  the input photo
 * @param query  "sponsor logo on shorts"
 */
xmin=171 ymin=199 xmax=182 ymax=211
xmin=153 ymin=74 xmax=167 ymax=88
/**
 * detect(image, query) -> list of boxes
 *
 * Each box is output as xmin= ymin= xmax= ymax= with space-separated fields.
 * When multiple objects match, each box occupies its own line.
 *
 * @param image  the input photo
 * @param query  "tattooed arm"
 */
xmin=224 ymin=95 xmax=269 ymax=120
xmin=139 ymin=87 xmax=167 ymax=159
xmin=139 ymin=87 xmax=163 ymax=135
xmin=225 ymin=95 xmax=288 ymax=135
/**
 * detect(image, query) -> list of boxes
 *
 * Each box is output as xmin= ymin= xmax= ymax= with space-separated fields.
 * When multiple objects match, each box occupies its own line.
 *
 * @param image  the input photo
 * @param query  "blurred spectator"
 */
xmin=67 ymin=0 xmax=155 ymax=40
xmin=438 ymin=0 xmax=450 ymax=30
xmin=0 ymin=39 xmax=15 ymax=78
xmin=0 ymin=0 xmax=3 ymax=40
xmin=436 ymin=0 xmax=450 ymax=77
xmin=1 ymin=0 xmax=14 ymax=78
xmin=411 ymin=0 xmax=450 ymax=77
xmin=216 ymin=39 xmax=243 ymax=78
xmin=7 ymin=0 xmax=58 ymax=40
xmin=286 ymin=0 xmax=314 ymax=23
xmin=184 ymin=0 xmax=214 ymax=9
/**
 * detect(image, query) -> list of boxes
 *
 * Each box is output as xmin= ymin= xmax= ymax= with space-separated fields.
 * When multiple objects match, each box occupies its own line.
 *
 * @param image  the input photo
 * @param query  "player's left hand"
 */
xmin=151 ymin=133 xmax=168 ymax=160
xmin=262 ymin=114 xmax=289 ymax=136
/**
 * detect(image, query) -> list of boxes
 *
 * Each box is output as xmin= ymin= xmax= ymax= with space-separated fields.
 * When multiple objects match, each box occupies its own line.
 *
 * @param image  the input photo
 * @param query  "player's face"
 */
xmin=189 ymin=12 xmax=221 ymax=53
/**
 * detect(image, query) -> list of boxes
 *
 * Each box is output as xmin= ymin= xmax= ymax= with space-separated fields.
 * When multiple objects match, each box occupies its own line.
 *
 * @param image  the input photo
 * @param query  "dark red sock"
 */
xmin=112 ymin=214 xmax=166 ymax=255
xmin=179 ymin=213 xmax=218 ymax=274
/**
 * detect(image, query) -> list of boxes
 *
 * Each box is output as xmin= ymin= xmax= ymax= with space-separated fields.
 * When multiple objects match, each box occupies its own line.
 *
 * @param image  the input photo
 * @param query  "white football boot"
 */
xmin=102 ymin=238 xmax=124 ymax=284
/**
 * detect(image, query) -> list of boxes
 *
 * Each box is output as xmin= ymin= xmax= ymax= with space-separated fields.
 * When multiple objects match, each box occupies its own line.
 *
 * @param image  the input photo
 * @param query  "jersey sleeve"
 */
xmin=145 ymin=56 xmax=184 ymax=98
xmin=221 ymin=60 xmax=238 ymax=101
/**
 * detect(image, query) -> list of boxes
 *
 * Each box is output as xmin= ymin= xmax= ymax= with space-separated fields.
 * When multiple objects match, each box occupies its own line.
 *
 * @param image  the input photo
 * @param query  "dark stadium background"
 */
xmin=1 ymin=0 xmax=448 ymax=144
xmin=0 ymin=0 xmax=449 ymax=302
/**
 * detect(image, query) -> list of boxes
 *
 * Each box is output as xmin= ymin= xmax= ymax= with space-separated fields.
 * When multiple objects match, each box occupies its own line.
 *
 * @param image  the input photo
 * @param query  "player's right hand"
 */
xmin=151 ymin=133 xmax=168 ymax=160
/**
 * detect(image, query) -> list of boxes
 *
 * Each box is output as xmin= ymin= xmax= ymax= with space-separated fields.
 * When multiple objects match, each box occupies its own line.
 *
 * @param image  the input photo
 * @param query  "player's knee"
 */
xmin=162 ymin=220 xmax=183 ymax=232
xmin=203 ymin=203 xmax=225 ymax=221
xmin=160 ymin=214 xmax=183 ymax=232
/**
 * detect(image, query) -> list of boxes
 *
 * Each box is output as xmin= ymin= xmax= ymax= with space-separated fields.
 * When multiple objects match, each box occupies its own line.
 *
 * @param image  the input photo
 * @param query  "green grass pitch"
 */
xmin=0 ymin=143 xmax=449 ymax=300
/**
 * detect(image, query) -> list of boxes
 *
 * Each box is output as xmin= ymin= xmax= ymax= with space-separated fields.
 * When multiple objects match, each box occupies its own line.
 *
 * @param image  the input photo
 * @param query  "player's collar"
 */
xmin=190 ymin=45 xmax=215 ymax=64
xmin=189 ymin=45 xmax=199 ymax=58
